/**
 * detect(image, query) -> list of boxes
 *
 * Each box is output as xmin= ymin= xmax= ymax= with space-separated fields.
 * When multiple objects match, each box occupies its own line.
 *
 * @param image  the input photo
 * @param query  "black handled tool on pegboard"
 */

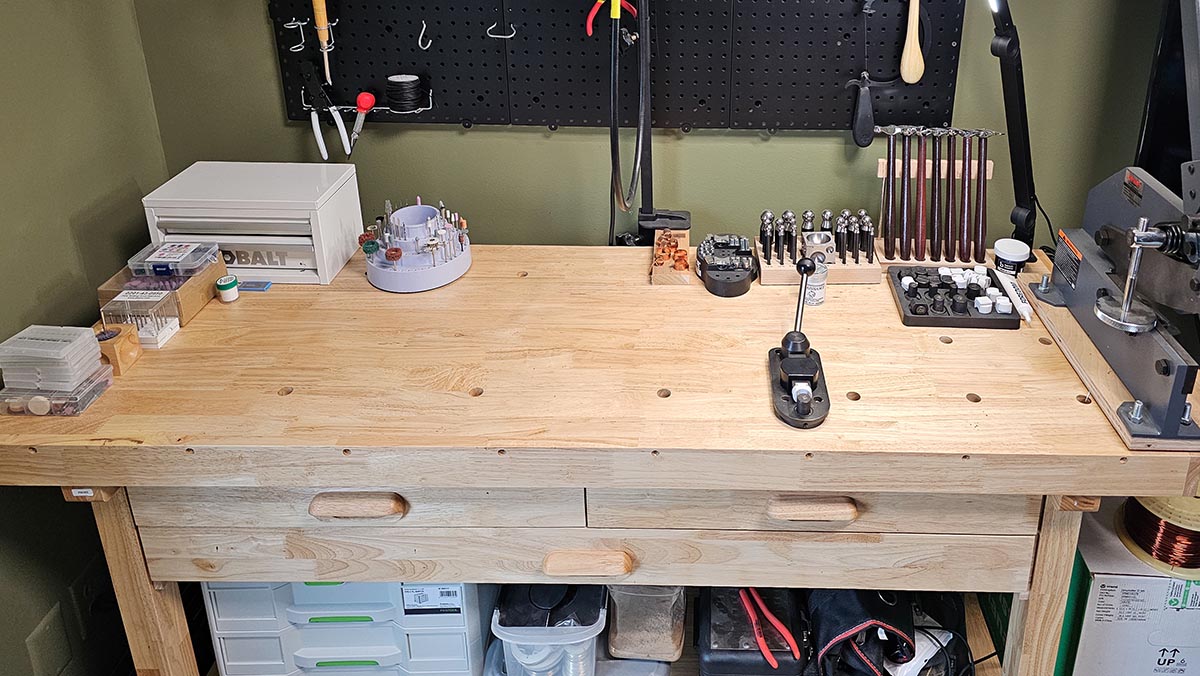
xmin=769 ymin=258 xmax=830 ymax=429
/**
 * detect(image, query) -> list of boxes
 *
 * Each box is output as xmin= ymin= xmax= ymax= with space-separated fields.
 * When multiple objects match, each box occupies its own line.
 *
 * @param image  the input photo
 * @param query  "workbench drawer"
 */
xmin=139 ymin=526 xmax=1036 ymax=593
xmin=585 ymin=490 xmax=1041 ymax=535
xmin=128 ymin=487 xmax=586 ymax=528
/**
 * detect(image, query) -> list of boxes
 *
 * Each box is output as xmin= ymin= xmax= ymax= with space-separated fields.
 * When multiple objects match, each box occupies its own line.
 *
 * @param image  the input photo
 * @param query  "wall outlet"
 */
xmin=26 ymin=602 xmax=74 ymax=676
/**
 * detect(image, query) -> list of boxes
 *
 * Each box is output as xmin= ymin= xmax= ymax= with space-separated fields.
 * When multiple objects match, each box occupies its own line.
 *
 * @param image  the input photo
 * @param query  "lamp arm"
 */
xmin=990 ymin=1 xmax=1039 ymax=246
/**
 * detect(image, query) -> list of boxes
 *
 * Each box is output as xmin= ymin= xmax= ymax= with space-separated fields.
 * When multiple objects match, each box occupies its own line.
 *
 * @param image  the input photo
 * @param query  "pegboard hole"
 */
xmin=469 ymin=387 xmax=484 ymax=397
xmin=939 ymin=336 xmax=953 ymax=344
xmin=1077 ymin=394 xmax=1093 ymax=404
xmin=1039 ymin=337 xmax=1053 ymax=345
xmin=657 ymin=388 xmax=672 ymax=398
xmin=966 ymin=393 xmax=981 ymax=403
xmin=278 ymin=386 xmax=294 ymax=396
xmin=846 ymin=391 xmax=861 ymax=401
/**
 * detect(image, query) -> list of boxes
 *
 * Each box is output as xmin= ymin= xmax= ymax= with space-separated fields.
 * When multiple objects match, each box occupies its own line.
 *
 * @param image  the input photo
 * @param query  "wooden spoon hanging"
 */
xmin=900 ymin=0 xmax=925 ymax=84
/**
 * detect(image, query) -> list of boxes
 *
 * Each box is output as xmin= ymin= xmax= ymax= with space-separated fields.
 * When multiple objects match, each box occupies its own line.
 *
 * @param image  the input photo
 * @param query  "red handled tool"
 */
xmin=349 ymin=91 xmax=375 ymax=153
xmin=585 ymin=0 xmax=637 ymax=36
xmin=737 ymin=588 xmax=801 ymax=670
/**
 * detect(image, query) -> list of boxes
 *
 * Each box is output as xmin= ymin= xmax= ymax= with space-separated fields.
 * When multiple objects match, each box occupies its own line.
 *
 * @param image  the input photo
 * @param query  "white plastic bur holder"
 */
xmin=366 ymin=205 xmax=472 ymax=293
xmin=491 ymin=609 xmax=606 ymax=676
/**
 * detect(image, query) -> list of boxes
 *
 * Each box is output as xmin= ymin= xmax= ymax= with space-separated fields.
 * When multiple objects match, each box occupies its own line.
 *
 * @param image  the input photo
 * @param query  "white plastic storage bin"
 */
xmin=491 ymin=586 xmax=607 ymax=676
xmin=204 ymin=583 xmax=497 ymax=676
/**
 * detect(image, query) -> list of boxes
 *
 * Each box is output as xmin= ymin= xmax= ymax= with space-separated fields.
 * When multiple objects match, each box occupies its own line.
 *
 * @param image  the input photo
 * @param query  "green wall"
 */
xmin=0 ymin=1 xmax=165 ymax=673
xmin=2 ymin=1 xmax=167 ymax=340
xmin=134 ymin=0 xmax=1162 ymax=249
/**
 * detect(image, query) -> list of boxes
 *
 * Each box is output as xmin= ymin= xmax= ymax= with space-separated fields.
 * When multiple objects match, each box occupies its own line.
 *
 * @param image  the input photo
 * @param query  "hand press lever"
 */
xmin=769 ymin=258 xmax=831 ymax=429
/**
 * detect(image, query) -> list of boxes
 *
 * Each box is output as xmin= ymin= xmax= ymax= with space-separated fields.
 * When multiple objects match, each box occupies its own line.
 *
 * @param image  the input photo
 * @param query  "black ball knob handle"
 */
xmin=796 ymin=257 xmax=816 ymax=277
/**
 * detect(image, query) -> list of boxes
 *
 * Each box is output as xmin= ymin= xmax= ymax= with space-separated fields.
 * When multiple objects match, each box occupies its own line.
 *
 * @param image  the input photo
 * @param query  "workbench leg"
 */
xmin=93 ymin=487 xmax=200 ymax=676
xmin=1002 ymin=496 xmax=1083 ymax=676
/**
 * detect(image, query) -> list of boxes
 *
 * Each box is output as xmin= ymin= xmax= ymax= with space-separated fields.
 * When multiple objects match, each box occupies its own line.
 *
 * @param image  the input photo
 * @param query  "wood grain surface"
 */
xmin=139 ymin=526 xmax=1036 ymax=592
xmin=0 ymin=246 xmax=1192 ymax=494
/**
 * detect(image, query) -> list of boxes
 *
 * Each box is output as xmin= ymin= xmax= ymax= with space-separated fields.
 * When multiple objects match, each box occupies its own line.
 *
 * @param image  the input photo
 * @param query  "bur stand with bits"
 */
xmin=363 ymin=199 xmax=473 ymax=293
xmin=874 ymin=126 xmax=999 ymax=268
xmin=754 ymin=208 xmax=882 ymax=285
xmin=769 ymin=258 xmax=830 ymax=429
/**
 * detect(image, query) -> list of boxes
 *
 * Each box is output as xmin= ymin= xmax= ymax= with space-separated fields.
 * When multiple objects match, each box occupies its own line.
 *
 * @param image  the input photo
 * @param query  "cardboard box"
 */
xmin=1069 ymin=499 xmax=1200 ymax=676
xmin=97 ymin=257 xmax=226 ymax=327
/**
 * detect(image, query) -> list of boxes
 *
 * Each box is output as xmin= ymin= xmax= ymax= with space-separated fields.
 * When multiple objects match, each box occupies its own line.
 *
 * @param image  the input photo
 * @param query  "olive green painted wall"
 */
xmin=2 ymin=1 xmax=167 ymax=340
xmin=134 ymin=0 xmax=1163 ymax=248
xmin=0 ymin=1 xmax=164 ymax=673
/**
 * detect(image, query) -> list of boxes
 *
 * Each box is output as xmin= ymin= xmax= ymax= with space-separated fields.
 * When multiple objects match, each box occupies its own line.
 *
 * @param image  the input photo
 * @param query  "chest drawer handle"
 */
xmin=308 ymin=492 xmax=409 ymax=520
xmin=542 ymin=550 xmax=634 ymax=577
xmin=767 ymin=495 xmax=859 ymax=523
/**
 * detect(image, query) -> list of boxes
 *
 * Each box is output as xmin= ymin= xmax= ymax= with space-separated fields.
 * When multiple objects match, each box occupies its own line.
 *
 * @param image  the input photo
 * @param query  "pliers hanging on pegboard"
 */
xmin=585 ymin=0 xmax=637 ymax=36
xmin=300 ymin=61 xmax=351 ymax=161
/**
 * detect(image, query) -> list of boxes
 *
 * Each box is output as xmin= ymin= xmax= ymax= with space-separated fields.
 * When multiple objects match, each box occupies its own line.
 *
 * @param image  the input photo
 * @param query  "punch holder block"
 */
xmin=874 ymin=242 xmax=997 ymax=270
xmin=754 ymin=240 xmax=881 ymax=285
xmin=887 ymin=266 xmax=1020 ymax=330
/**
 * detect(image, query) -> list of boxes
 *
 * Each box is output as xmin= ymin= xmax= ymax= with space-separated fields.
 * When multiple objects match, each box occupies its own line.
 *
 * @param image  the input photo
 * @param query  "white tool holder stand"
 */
xmin=366 ymin=204 xmax=472 ymax=293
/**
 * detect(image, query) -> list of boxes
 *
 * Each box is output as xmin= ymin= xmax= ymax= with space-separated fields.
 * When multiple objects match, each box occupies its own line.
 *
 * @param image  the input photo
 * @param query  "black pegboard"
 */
xmin=729 ymin=0 xmax=964 ymax=129
xmin=266 ymin=0 xmax=963 ymax=130
xmin=269 ymin=0 xmax=511 ymax=125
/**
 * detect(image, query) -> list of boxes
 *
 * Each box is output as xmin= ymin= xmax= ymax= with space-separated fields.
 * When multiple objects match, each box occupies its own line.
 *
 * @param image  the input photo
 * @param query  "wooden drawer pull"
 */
xmin=542 ymin=550 xmax=634 ymax=577
xmin=767 ymin=495 xmax=859 ymax=523
xmin=308 ymin=492 xmax=409 ymax=520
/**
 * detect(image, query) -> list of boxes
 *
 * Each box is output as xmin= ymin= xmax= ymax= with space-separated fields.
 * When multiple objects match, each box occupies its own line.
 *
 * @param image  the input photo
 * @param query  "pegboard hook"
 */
xmin=486 ymin=22 xmax=517 ymax=39
xmin=418 ymin=20 xmax=432 ymax=50
xmin=284 ymin=18 xmax=309 ymax=53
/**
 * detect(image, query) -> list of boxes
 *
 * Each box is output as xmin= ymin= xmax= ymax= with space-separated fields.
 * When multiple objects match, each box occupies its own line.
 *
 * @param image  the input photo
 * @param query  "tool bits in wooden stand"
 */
xmin=755 ymin=209 xmax=882 ymax=285
xmin=875 ymin=125 xmax=1001 ymax=265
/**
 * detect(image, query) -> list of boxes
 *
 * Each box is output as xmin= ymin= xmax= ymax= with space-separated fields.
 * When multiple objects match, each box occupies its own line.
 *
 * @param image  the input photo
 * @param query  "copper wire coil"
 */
xmin=1123 ymin=498 xmax=1200 ymax=569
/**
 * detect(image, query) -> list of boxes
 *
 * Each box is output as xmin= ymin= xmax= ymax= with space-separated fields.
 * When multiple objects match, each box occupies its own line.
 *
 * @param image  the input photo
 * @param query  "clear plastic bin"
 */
xmin=0 ymin=325 xmax=99 ymax=365
xmin=101 ymin=291 xmax=181 ymax=349
xmin=492 ymin=586 xmax=607 ymax=676
xmin=1 ymin=364 xmax=112 ymax=416
xmin=606 ymin=586 xmax=685 ymax=662
xmin=128 ymin=241 xmax=220 ymax=277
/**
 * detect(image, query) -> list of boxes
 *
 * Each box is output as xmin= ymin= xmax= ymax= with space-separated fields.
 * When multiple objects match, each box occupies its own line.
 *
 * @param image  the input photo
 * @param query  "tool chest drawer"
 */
xmin=585 ymin=490 xmax=1042 ymax=535
xmin=127 ymin=487 xmax=586 ymax=528
xmin=139 ymin=526 xmax=1036 ymax=593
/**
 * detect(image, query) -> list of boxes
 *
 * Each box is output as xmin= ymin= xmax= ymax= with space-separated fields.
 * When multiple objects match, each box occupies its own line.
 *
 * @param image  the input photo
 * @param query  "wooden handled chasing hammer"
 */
xmin=311 ymin=0 xmax=332 ymax=84
xmin=900 ymin=0 xmax=925 ymax=84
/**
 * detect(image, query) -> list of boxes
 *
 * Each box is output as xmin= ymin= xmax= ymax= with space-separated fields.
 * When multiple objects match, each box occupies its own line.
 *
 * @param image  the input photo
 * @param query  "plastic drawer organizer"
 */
xmin=203 ymin=582 xmax=497 ymax=676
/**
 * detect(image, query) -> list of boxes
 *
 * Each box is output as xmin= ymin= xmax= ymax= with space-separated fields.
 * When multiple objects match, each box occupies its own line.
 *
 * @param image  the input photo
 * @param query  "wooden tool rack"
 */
xmin=2 ymin=246 xmax=1197 ymax=676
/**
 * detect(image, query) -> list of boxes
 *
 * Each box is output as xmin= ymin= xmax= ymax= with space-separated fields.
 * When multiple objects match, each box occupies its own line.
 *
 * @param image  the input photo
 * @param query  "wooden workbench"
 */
xmin=1 ymin=246 xmax=1195 ymax=676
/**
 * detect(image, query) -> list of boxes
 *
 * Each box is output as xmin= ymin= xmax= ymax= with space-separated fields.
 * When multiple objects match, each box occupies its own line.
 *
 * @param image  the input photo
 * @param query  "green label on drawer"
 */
xmin=303 ymin=582 xmax=345 ymax=586
xmin=315 ymin=661 xmax=380 ymax=668
xmin=309 ymin=616 xmax=374 ymax=623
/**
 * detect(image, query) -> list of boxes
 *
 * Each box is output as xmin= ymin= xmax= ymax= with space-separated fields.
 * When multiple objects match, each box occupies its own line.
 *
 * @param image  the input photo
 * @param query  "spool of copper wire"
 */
xmin=1122 ymin=497 xmax=1200 ymax=569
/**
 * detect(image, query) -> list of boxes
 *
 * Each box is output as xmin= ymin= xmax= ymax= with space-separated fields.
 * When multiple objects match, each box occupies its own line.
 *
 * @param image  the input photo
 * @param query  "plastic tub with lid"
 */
xmin=606 ymin=586 xmax=685 ymax=662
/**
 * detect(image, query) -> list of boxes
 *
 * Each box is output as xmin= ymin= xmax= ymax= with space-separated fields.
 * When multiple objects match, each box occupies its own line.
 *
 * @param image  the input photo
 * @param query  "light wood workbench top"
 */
xmin=1 ymin=246 xmax=1195 ymax=494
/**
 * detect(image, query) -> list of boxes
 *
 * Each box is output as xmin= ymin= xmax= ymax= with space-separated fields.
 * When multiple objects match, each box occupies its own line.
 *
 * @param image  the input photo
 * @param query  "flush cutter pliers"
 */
xmin=300 ymin=61 xmax=351 ymax=161
xmin=585 ymin=0 xmax=638 ymax=36
xmin=737 ymin=588 xmax=802 ymax=669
